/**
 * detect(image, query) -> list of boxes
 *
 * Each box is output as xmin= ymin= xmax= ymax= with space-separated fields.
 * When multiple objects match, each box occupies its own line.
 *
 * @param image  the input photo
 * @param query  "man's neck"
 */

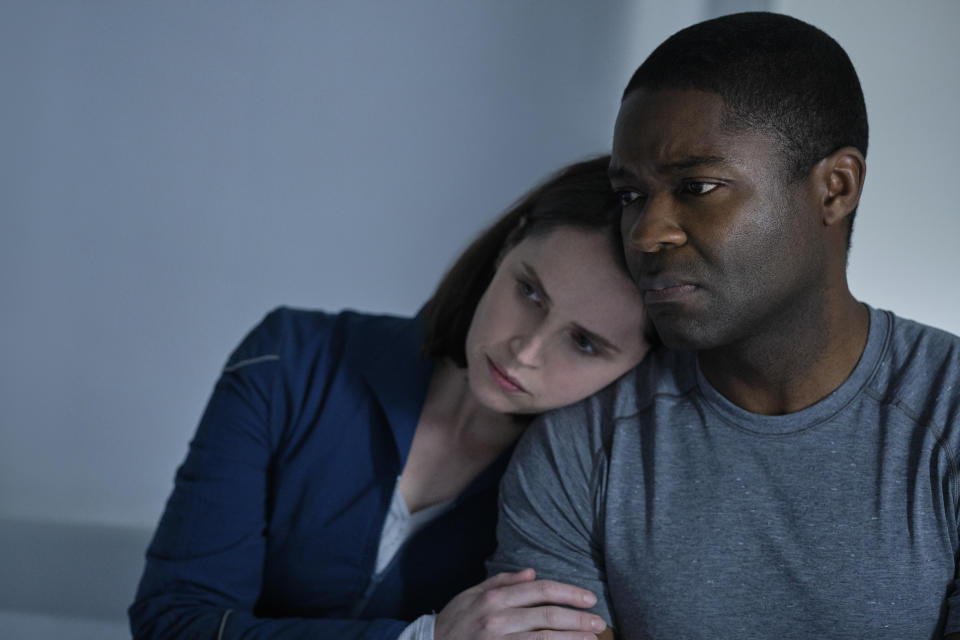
xmin=697 ymin=296 xmax=870 ymax=415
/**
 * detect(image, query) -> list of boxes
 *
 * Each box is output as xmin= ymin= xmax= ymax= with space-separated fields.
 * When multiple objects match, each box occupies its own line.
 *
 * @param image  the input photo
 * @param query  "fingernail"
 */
xmin=583 ymin=592 xmax=597 ymax=605
xmin=592 ymin=618 xmax=605 ymax=630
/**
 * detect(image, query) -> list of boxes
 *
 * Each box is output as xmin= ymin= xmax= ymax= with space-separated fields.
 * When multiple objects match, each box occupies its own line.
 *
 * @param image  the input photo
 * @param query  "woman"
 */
xmin=130 ymin=156 xmax=655 ymax=639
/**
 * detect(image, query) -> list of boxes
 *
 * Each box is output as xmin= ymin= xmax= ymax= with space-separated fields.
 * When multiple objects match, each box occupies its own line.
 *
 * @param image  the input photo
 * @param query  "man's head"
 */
xmin=610 ymin=13 xmax=867 ymax=352
xmin=622 ymin=11 xmax=868 ymax=248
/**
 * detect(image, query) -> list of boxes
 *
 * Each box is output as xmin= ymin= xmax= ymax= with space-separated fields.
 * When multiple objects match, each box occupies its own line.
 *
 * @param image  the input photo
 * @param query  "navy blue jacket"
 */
xmin=130 ymin=308 xmax=511 ymax=639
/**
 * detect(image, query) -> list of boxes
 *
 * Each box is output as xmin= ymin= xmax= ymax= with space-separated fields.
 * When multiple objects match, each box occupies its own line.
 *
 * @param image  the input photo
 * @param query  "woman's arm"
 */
xmin=130 ymin=309 xmax=608 ymax=639
xmin=129 ymin=310 xmax=409 ymax=639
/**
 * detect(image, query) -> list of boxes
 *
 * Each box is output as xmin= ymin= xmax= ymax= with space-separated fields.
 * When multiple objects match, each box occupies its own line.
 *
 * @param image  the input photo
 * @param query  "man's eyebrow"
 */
xmin=658 ymin=155 xmax=727 ymax=172
xmin=520 ymin=262 xmax=552 ymax=307
xmin=608 ymin=155 xmax=728 ymax=181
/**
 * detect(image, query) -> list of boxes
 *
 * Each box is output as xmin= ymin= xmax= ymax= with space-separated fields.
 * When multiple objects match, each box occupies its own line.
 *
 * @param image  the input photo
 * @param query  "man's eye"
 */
xmin=683 ymin=182 xmax=720 ymax=195
xmin=618 ymin=191 xmax=644 ymax=206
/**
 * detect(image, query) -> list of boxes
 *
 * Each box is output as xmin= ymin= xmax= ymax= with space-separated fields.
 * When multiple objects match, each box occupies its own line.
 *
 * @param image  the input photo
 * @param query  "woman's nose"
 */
xmin=509 ymin=331 xmax=545 ymax=367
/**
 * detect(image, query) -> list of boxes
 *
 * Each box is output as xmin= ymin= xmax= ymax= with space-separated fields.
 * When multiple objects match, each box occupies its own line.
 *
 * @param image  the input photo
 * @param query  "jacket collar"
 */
xmin=355 ymin=311 xmax=433 ymax=466
xmin=353 ymin=310 xmax=517 ymax=500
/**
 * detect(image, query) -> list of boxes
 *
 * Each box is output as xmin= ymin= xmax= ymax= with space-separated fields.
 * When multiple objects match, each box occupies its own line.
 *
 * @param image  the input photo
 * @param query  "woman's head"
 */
xmin=422 ymin=155 xmax=656 ymax=414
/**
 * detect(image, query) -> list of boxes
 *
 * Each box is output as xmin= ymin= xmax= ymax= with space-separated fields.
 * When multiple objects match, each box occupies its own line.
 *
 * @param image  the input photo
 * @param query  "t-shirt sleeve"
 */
xmin=487 ymin=398 xmax=614 ymax=626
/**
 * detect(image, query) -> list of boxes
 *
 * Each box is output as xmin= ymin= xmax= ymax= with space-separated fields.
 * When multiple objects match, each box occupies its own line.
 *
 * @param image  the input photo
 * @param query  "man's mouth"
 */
xmin=640 ymin=277 xmax=699 ymax=304
xmin=486 ymin=357 xmax=527 ymax=393
xmin=644 ymin=284 xmax=698 ymax=304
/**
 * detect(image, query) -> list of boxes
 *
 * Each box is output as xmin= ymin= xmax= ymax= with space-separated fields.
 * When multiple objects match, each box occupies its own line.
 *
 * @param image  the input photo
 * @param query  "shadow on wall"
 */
xmin=0 ymin=518 xmax=151 ymax=627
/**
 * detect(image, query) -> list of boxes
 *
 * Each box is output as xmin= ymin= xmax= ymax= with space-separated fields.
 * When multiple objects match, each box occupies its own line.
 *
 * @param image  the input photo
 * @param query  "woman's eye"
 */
xmin=618 ymin=191 xmax=643 ymax=206
xmin=517 ymin=279 xmax=541 ymax=304
xmin=682 ymin=181 xmax=719 ymax=195
xmin=571 ymin=332 xmax=598 ymax=356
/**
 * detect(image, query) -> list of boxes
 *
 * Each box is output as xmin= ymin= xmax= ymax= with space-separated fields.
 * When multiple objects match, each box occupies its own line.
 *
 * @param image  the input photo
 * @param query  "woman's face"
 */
xmin=465 ymin=226 xmax=651 ymax=415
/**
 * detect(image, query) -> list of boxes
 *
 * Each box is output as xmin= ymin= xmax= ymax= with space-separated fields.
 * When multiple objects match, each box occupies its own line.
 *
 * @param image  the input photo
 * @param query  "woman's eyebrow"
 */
xmin=522 ymin=261 xmax=621 ymax=355
xmin=574 ymin=324 xmax=620 ymax=354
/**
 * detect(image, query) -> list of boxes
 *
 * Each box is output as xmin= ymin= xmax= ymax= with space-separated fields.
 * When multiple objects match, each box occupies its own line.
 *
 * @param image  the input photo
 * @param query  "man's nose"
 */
xmin=622 ymin=195 xmax=687 ymax=254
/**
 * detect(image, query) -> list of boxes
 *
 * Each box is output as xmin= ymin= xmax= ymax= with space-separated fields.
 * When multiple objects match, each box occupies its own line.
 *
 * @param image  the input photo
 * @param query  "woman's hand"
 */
xmin=434 ymin=568 xmax=607 ymax=640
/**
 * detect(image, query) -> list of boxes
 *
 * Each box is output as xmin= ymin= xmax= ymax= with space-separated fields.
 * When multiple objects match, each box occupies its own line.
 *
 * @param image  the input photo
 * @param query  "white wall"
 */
xmin=773 ymin=0 xmax=960 ymax=335
xmin=0 ymin=1 xmax=666 ymax=531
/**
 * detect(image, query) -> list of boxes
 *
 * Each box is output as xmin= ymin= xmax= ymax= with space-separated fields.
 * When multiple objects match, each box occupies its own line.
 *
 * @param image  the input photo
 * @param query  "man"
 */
xmin=488 ymin=12 xmax=960 ymax=639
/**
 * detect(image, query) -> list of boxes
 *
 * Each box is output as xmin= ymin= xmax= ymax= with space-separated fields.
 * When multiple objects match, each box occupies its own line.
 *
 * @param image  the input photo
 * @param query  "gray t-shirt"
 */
xmin=489 ymin=306 xmax=960 ymax=639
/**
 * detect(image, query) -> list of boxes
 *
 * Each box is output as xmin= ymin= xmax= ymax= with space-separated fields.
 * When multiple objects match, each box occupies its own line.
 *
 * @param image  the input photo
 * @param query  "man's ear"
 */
xmin=812 ymin=146 xmax=866 ymax=227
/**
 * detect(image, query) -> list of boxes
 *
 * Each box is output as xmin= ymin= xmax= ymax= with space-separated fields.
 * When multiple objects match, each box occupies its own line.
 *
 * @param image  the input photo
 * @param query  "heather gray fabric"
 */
xmin=489 ymin=306 xmax=960 ymax=639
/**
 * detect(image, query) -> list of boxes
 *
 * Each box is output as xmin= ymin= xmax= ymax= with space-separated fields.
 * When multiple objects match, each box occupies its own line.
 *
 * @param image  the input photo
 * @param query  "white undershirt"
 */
xmin=372 ymin=477 xmax=452 ymax=640
xmin=375 ymin=477 xmax=453 ymax=573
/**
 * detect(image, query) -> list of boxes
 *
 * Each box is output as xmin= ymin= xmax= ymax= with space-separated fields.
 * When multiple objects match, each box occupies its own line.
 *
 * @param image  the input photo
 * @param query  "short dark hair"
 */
xmin=622 ymin=12 xmax=868 ymax=246
xmin=422 ymin=155 xmax=657 ymax=366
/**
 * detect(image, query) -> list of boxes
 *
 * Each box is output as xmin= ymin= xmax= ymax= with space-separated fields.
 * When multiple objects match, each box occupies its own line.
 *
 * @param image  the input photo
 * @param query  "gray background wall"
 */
xmin=1 ymin=1 xmax=957 ymax=636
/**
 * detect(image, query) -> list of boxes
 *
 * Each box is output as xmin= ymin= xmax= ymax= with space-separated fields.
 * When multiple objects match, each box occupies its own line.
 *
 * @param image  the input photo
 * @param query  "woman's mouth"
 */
xmin=486 ymin=356 xmax=527 ymax=393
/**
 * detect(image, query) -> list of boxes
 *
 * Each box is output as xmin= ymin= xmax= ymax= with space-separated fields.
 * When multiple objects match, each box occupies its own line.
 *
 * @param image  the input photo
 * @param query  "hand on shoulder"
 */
xmin=434 ymin=568 xmax=607 ymax=640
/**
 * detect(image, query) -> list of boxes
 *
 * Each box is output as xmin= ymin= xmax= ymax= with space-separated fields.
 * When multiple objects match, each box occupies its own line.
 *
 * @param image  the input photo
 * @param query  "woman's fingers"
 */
xmin=480 ymin=568 xmax=538 ymax=590
xmin=506 ymin=633 xmax=602 ymax=640
xmin=434 ymin=571 xmax=606 ymax=640
xmin=472 ymin=580 xmax=606 ymax=636
xmin=487 ymin=578 xmax=598 ymax=610
xmin=496 ymin=604 xmax=606 ymax=635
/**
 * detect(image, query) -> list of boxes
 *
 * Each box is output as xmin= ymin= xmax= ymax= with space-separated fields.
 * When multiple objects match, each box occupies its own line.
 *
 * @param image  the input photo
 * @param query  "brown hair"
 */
xmin=422 ymin=155 xmax=655 ymax=366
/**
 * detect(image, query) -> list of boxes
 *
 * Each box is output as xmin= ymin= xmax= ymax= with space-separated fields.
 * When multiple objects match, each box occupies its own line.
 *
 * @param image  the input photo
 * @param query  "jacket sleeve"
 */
xmin=128 ymin=309 xmax=408 ymax=640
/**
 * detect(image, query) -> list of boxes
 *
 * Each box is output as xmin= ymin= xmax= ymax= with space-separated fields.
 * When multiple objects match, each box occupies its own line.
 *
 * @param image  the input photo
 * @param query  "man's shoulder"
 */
xmin=600 ymin=346 xmax=700 ymax=419
xmin=884 ymin=308 xmax=960 ymax=350
xmin=532 ymin=346 xmax=698 ymax=448
xmin=869 ymin=307 xmax=960 ymax=432
xmin=877 ymin=308 xmax=960 ymax=381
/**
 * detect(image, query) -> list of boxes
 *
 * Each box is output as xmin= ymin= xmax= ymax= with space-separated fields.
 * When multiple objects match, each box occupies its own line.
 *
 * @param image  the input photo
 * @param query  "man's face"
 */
xmin=609 ymin=88 xmax=827 ymax=351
